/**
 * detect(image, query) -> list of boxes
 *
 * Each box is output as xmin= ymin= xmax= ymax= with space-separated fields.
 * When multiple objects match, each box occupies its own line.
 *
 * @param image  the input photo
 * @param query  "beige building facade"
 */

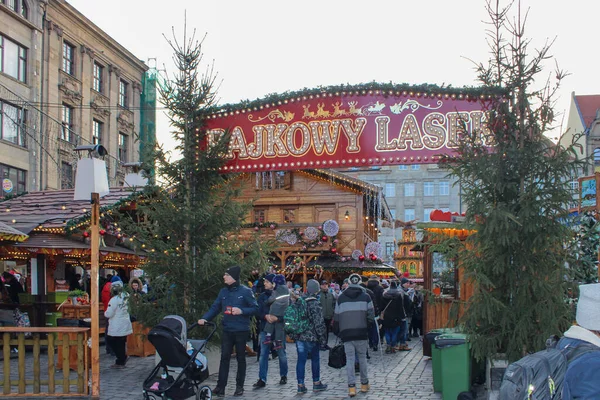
xmin=0 ymin=0 xmax=148 ymax=197
xmin=342 ymin=164 xmax=464 ymax=262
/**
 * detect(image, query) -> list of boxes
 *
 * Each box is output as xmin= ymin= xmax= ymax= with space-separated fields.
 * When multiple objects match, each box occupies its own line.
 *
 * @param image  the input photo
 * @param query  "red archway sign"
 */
xmin=204 ymin=86 xmax=495 ymax=172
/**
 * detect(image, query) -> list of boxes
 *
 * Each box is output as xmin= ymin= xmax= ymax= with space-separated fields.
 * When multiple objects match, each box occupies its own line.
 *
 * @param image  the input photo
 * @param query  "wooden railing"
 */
xmin=0 ymin=327 xmax=90 ymax=397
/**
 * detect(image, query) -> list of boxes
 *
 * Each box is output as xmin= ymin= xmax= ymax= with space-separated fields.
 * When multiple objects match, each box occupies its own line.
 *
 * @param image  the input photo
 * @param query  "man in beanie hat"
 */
xmin=254 ymin=274 xmax=289 ymax=389
xmin=558 ymin=283 xmax=600 ymax=399
xmin=294 ymin=279 xmax=328 ymax=394
xmin=198 ymin=266 xmax=258 ymax=397
xmin=333 ymin=273 xmax=375 ymax=397
xmin=262 ymin=274 xmax=289 ymax=349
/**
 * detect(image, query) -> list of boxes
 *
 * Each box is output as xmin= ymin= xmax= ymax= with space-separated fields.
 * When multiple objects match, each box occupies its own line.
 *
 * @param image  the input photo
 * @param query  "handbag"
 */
xmin=328 ymin=342 xmax=346 ymax=369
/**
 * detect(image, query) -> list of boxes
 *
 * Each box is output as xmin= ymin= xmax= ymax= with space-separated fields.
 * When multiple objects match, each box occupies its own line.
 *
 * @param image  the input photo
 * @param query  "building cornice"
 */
xmin=48 ymin=0 xmax=148 ymax=75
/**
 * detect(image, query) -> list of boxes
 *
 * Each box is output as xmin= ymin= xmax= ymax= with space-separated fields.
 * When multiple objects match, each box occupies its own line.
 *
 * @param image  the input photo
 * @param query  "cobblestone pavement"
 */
xmin=10 ymin=336 xmax=442 ymax=400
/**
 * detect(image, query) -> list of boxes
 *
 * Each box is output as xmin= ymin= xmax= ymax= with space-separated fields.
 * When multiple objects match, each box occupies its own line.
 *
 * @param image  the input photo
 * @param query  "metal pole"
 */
xmin=90 ymin=193 xmax=100 ymax=398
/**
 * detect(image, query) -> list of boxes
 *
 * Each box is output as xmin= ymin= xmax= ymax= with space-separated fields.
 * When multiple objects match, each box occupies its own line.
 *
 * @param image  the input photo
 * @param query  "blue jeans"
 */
xmin=401 ymin=320 xmax=409 ymax=344
xmin=258 ymin=332 xmax=288 ymax=382
xmin=385 ymin=326 xmax=401 ymax=347
xmin=295 ymin=341 xmax=320 ymax=385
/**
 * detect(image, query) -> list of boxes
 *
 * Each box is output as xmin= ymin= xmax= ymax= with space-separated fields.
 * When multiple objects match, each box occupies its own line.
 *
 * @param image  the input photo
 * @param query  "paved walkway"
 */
xmin=9 ymin=336 xmax=442 ymax=399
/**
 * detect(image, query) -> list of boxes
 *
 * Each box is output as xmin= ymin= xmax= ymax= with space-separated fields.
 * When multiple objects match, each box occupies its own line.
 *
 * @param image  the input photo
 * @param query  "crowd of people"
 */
xmin=198 ymin=267 xmax=424 ymax=398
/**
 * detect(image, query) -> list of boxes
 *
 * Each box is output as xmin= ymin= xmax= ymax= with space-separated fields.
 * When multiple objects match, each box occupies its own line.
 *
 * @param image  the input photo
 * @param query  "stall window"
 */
xmin=255 ymin=171 xmax=290 ymax=190
xmin=283 ymin=208 xmax=296 ymax=224
xmin=253 ymin=208 xmax=266 ymax=224
xmin=431 ymin=252 xmax=457 ymax=298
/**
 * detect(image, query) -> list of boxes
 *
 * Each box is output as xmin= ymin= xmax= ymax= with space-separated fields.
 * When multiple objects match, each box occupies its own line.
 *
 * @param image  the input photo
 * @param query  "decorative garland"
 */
xmin=274 ymin=221 xmax=340 ymax=251
xmin=207 ymin=82 xmax=506 ymax=116
xmin=241 ymin=221 xmax=279 ymax=230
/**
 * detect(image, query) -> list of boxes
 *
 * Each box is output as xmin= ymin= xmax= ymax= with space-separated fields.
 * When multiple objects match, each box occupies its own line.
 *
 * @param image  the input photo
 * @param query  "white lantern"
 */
xmin=74 ymin=158 xmax=109 ymax=200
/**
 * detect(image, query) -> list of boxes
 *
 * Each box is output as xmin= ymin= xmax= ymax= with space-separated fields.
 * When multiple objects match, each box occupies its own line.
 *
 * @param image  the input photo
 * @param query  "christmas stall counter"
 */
xmin=416 ymin=216 xmax=477 ymax=341
xmin=0 ymin=187 xmax=145 ymax=328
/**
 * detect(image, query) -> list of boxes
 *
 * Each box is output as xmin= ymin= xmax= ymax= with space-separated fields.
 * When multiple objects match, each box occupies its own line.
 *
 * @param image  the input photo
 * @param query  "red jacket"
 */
xmin=101 ymin=282 xmax=111 ymax=311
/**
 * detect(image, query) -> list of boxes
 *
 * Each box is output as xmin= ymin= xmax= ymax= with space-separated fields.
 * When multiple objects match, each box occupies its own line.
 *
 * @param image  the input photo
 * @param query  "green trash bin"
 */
xmin=427 ymin=328 xmax=457 ymax=392
xmin=435 ymin=333 xmax=471 ymax=400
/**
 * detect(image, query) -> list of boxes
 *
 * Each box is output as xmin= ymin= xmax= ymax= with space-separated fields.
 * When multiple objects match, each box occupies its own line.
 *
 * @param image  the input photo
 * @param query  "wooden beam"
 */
xmin=90 ymin=193 xmax=100 ymax=399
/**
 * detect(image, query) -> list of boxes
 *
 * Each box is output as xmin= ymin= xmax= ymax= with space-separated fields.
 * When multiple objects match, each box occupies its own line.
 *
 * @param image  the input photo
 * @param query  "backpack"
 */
xmin=284 ymin=297 xmax=311 ymax=335
xmin=499 ymin=336 xmax=600 ymax=400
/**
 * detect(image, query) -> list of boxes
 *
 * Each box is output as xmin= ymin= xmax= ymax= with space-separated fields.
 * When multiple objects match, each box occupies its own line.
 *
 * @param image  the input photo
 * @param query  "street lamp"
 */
xmin=73 ymin=143 xmax=108 ymax=399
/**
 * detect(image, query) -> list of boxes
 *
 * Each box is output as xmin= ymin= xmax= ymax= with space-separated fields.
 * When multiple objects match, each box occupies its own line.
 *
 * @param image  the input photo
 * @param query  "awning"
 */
xmin=0 ymin=221 xmax=28 ymax=242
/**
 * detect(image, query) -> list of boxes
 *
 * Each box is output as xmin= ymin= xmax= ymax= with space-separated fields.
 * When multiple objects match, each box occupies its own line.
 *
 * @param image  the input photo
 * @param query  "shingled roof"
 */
xmin=575 ymin=94 xmax=600 ymax=129
xmin=0 ymin=187 xmax=139 ymax=234
xmin=0 ymin=221 xmax=28 ymax=242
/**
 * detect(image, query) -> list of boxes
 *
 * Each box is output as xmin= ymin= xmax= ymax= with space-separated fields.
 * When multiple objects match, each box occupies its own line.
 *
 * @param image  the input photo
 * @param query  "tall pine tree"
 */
xmin=442 ymin=1 xmax=586 ymax=362
xmin=122 ymin=29 xmax=271 ymax=327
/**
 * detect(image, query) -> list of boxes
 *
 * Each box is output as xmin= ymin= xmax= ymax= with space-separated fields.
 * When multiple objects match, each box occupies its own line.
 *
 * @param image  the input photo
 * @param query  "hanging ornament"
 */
xmin=322 ymin=236 xmax=328 ymax=242
xmin=99 ymin=229 xmax=106 ymax=236
xmin=365 ymin=242 xmax=381 ymax=258
xmin=322 ymin=219 xmax=339 ymax=236
xmin=331 ymin=247 xmax=337 ymax=253
xmin=254 ymin=226 xmax=259 ymax=231
xmin=270 ymin=224 xmax=276 ymax=230
xmin=304 ymin=227 xmax=319 ymax=241
xmin=83 ymin=231 xmax=90 ymax=238
xmin=359 ymin=255 xmax=365 ymax=262
xmin=352 ymin=249 xmax=363 ymax=260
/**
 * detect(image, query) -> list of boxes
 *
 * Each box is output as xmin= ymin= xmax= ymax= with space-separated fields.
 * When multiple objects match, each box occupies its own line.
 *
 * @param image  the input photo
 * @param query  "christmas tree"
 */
xmin=442 ymin=1 xmax=586 ymax=362
xmin=121 ymin=29 xmax=271 ymax=327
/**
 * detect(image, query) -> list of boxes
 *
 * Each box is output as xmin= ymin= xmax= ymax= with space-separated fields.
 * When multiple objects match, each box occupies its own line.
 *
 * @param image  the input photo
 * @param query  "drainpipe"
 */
xmin=39 ymin=2 xmax=47 ymax=191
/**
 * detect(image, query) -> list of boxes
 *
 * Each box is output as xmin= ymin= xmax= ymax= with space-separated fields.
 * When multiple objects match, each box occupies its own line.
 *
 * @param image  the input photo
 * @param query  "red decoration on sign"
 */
xmin=205 ymin=90 xmax=493 ymax=173
xmin=99 ymin=229 xmax=106 ymax=236
xmin=358 ymin=255 xmax=365 ymax=262
xmin=83 ymin=231 xmax=89 ymax=238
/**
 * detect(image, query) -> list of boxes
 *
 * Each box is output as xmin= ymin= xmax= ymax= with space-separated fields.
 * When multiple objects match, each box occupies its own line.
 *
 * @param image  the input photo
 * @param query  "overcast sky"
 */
xmin=67 ymin=0 xmax=599 ymax=154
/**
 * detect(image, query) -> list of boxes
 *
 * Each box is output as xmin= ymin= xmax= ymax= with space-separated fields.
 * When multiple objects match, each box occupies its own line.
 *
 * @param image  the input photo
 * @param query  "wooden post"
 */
xmin=302 ymin=262 xmax=307 ymax=292
xmin=90 ymin=192 xmax=100 ymax=399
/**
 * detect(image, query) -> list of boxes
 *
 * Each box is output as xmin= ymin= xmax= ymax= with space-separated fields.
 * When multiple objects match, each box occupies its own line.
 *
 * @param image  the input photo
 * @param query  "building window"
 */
xmin=253 ymin=208 xmax=266 ymax=224
xmin=439 ymin=181 xmax=450 ymax=196
xmin=424 ymin=208 xmax=435 ymax=222
xmin=384 ymin=183 xmax=396 ymax=197
xmin=62 ymin=41 xmax=75 ymax=75
xmin=283 ymin=208 xmax=296 ymax=224
xmin=92 ymin=119 xmax=103 ymax=145
xmin=119 ymin=80 xmax=128 ymax=108
xmin=569 ymin=179 xmax=579 ymax=193
xmin=20 ymin=1 xmax=27 ymax=18
xmin=6 ymin=0 xmax=17 ymax=11
xmin=0 ymin=163 xmax=26 ymax=198
xmin=404 ymin=208 xmax=415 ymax=221
xmin=411 ymin=164 xmax=420 ymax=170
xmin=118 ymin=132 xmax=128 ymax=162
xmin=61 ymin=104 xmax=74 ymax=142
xmin=385 ymin=242 xmax=395 ymax=259
xmin=404 ymin=182 xmax=415 ymax=197
xmin=594 ymin=148 xmax=600 ymax=165
xmin=0 ymin=100 xmax=26 ymax=147
xmin=424 ymin=181 xmax=434 ymax=196
xmin=255 ymin=171 xmax=290 ymax=190
xmin=93 ymin=62 xmax=103 ymax=93
xmin=398 ymin=165 xmax=408 ymax=170
xmin=0 ymin=35 xmax=27 ymax=83
xmin=61 ymin=162 xmax=73 ymax=189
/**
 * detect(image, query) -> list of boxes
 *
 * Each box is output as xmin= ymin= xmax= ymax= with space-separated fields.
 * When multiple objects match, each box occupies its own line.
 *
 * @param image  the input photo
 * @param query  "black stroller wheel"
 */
xmin=196 ymin=386 xmax=212 ymax=400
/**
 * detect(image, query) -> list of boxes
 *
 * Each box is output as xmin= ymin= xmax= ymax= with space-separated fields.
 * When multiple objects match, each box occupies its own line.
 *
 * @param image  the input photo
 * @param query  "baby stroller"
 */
xmin=143 ymin=315 xmax=216 ymax=400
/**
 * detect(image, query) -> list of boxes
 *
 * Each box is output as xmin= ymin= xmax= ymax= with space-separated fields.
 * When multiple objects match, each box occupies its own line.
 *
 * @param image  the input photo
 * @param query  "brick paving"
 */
xmin=6 ymin=336 xmax=443 ymax=400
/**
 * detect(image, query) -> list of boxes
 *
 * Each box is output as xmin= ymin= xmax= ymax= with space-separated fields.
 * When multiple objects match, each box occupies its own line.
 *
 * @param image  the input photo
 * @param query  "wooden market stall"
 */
xmin=417 ymin=221 xmax=477 ymax=335
xmin=232 ymin=169 xmax=393 ymax=288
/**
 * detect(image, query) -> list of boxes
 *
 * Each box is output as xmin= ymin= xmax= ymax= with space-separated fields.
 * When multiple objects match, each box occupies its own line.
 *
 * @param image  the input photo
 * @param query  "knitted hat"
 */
xmin=111 ymin=280 xmax=123 ymax=288
xmin=273 ymin=274 xmax=286 ymax=287
xmin=576 ymin=283 xmax=600 ymax=330
xmin=321 ymin=280 xmax=329 ymax=285
xmin=307 ymin=279 xmax=320 ymax=295
xmin=225 ymin=265 xmax=241 ymax=281
xmin=348 ymin=273 xmax=362 ymax=285
xmin=401 ymin=277 xmax=409 ymax=286
xmin=111 ymin=275 xmax=122 ymax=283
xmin=263 ymin=274 xmax=276 ymax=284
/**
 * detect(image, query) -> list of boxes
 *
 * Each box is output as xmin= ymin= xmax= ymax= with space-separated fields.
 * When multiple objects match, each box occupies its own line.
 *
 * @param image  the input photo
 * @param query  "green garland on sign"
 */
xmin=207 ymin=81 xmax=507 ymax=115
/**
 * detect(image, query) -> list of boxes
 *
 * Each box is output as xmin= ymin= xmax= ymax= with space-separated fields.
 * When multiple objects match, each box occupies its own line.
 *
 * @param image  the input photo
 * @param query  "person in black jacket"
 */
xmin=381 ymin=281 xmax=411 ymax=352
xmin=360 ymin=282 xmax=380 ymax=351
xmin=2 ymin=272 xmax=23 ymax=304
xmin=198 ymin=266 xmax=258 ymax=398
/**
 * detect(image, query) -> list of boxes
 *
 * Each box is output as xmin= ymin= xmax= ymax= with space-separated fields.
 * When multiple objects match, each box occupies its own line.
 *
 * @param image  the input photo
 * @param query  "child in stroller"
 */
xmin=143 ymin=315 xmax=216 ymax=400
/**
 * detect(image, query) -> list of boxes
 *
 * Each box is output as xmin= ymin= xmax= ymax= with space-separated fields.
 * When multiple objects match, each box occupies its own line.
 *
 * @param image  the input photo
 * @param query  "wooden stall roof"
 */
xmin=0 ymin=221 xmax=28 ymax=242
xmin=7 ymin=232 xmax=139 ymax=255
xmin=0 ymin=187 xmax=139 ymax=233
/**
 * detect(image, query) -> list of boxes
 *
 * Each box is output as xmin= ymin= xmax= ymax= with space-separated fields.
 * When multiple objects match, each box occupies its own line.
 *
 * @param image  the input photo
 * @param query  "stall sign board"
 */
xmin=2 ymin=179 xmax=13 ymax=193
xmin=205 ymin=91 xmax=493 ymax=173
xmin=579 ymin=173 xmax=600 ymax=212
